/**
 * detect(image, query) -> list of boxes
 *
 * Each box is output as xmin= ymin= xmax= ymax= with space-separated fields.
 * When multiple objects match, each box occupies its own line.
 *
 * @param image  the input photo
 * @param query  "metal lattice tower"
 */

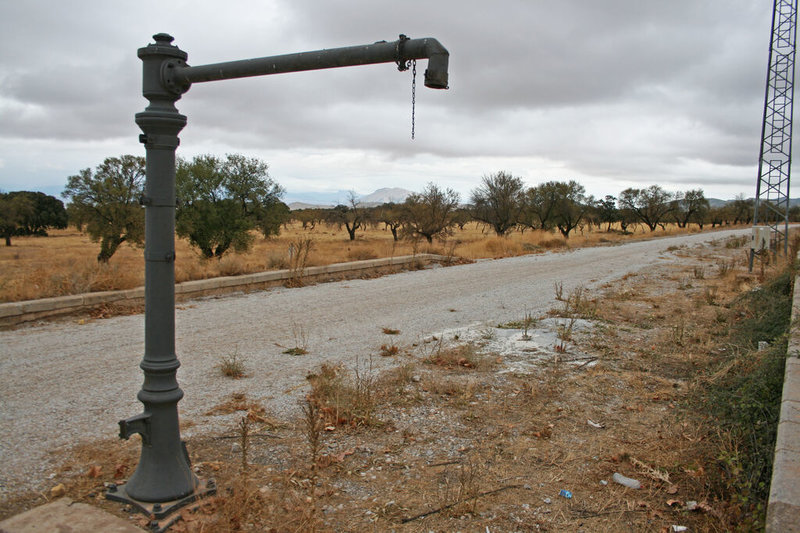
xmin=752 ymin=0 xmax=798 ymax=261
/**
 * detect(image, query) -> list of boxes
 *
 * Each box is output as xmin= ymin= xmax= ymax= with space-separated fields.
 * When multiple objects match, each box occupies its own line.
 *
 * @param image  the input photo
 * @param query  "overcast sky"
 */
xmin=0 ymin=0 xmax=791 ymax=204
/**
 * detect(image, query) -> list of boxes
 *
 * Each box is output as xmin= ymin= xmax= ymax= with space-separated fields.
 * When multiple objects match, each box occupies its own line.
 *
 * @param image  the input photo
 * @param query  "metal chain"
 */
xmin=395 ymin=35 xmax=416 ymax=140
xmin=411 ymin=59 xmax=416 ymax=140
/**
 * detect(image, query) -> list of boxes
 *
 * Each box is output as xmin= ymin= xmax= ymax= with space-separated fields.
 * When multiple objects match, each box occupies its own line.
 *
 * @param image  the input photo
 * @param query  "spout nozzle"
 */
xmin=420 ymin=38 xmax=449 ymax=90
xmin=119 ymin=412 xmax=152 ymax=445
xmin=424 ymin=70 xmax=449 ymax=90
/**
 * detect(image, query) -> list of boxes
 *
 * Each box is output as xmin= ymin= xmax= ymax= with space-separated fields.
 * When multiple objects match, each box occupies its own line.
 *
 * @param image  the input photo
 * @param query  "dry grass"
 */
xmin=217 ymin=350 xmax=247 ymax=378
xmin=305 ymin=358 xmax=379 ymax=428
xmin=2 ymin=232 xmax=788 ymax=532
xmin=0 ymin=222 xmax=735 ymax=303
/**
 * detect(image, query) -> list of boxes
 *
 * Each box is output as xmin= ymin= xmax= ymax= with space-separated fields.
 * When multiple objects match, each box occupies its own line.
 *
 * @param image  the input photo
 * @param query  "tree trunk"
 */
xmin=97 ymin=236 xmax=124 ymax=263
xmin=214 ymin=241 xmax=232 ymax=258
xmin=4 ymin=235 xmax=11 ymax=246
xmin=344 ymin=222 xmax=358 ymax=241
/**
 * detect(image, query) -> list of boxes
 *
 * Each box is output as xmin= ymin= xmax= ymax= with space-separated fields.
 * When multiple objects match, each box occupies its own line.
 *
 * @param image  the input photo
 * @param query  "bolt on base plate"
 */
xmin=106 ymin=478 xmax=216 ymax=531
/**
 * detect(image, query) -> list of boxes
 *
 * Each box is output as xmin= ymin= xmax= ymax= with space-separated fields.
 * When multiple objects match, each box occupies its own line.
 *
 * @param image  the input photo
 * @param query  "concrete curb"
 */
xmin=0 ymin=254 xmax=448 ymax=327
xmin=766 ymin=261 xmax=800 ymax=532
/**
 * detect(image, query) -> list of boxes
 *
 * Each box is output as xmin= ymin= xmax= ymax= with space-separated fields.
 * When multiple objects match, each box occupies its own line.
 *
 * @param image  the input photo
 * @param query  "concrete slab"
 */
xmin=0 ymin=498 xmax=143 ymax=533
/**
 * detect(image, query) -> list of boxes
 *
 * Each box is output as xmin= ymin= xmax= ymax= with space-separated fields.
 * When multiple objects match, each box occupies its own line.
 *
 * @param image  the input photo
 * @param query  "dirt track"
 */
xmin=0 ymin=228 xmax=750 ymax=497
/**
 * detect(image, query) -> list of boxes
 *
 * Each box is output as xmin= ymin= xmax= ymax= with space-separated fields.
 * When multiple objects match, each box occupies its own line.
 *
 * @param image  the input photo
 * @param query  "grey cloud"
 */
xmin=0 ymin=0 xmax=787 ymax=198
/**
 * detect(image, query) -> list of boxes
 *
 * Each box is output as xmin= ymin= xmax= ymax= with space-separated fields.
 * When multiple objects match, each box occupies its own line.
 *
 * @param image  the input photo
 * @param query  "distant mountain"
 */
xmin=359 ymin=187 xmax=413 ymax=205
xmin=287 ymin=187 xmax=414 ymax=210
xmin=288 ymin=201 xmax=334 ymax=210
xmin=706 ymin=198 xmax=728 ymax=208
xmin=706 ymin=197 xmax=800 ymax=208
xmin=283 ymin=190 xmax=350 ymax=207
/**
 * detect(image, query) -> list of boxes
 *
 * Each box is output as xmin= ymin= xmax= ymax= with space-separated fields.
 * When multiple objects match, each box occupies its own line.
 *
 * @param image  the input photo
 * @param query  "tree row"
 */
xmin=1 ymin=156 xmax=776 ymax=262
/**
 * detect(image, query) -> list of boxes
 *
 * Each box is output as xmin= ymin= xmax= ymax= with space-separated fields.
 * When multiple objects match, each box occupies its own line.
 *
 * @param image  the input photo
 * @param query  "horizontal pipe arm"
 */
xmin=171 ymin=37 xmax=448 ymax=90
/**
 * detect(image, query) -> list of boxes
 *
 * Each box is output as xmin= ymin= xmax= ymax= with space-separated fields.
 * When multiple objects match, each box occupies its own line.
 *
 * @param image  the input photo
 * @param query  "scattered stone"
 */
xmin=612 ymin=473 xmax=641 ymax=489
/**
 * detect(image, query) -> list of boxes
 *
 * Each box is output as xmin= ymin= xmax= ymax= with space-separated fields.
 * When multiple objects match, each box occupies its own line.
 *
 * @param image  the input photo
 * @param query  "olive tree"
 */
xmin=0 ymin=193 xmax=34 ymax=246
xmin=375 ymin=202 xmax=405 ymax=241
xmin=596 ymin=195 xmax=619 ymax=232
xmin=469 ymin=171 xmax=524 ymax=236
xmin=0 ymin=191 xmax=67 ymax=243
xmin=62 ymin=155 xmax=145 ymax=262
xmin=551 ymin=181 xmax=592 ymax=239
xmin=520 ymin=181 xmax=560 ymax=231
xmin=176 ymin=154 xmax=286 ymax=258
xmin=618 ymin=185 xmax=675 ymax=232
xmin=729 ymin=194 xmax=754 ymax=224
xmin=673 ymin=189 xmax=710 ymax=228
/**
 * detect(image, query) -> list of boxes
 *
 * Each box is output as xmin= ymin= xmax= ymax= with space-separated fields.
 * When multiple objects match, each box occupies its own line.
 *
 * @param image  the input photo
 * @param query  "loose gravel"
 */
xmin=0 ymin=228 xmax=750 ymax=498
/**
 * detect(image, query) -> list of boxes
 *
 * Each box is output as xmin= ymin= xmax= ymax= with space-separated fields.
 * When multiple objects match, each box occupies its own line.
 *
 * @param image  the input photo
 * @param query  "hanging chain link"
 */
xmin=411 ymin=59 xmax=416 ymax=140
xmin=396 ymin=35 xmax=417 ymax=140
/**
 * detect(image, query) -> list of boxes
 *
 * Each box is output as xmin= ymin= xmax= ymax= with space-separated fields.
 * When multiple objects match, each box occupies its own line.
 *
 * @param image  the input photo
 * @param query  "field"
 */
xmin=0 ymin=231 xmax=790 ymax=532
xmin=0 ymin=221 xmax=713 ymax=303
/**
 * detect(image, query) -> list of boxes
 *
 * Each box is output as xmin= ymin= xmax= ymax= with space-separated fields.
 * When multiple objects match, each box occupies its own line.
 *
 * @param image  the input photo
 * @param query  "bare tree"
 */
xmin=327 ymin=192 xmax=368 ymax=241
xmin=402 ymin=183 xmax=461 ymax=243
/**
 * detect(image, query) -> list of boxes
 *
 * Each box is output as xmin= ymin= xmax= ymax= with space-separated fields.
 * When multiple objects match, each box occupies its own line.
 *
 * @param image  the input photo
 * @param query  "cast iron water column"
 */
xmin=107 ymin=34 xmax=203 ymax=519
xmin=109 ymin=33 xmax=448 ymax=519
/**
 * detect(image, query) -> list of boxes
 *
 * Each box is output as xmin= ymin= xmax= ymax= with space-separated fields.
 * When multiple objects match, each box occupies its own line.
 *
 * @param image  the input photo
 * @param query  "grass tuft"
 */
xmin=218 ymin=350 xmax=247 ymax=378
xmin=306 ymin=358 xmax=378 ymax=427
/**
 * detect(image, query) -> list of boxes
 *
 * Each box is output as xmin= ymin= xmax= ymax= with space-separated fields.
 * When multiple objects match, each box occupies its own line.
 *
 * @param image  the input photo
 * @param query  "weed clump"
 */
xmin=694 ymin=263 xmax=793 ymax=528
xmin=423 ymin=344 xmax=490 ymax=370
xmin=550 ymin=285 xmax=597 ymax=319
xmin=218 ymin=350 xmax=247 ymax=378
xmin=306 ymin=359 xmax=378 ymax=427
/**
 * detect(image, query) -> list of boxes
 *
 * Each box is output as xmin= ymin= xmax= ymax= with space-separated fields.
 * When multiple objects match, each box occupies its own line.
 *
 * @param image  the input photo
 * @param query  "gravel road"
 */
xmin=0 ymin=228 xmax=750 ymax=497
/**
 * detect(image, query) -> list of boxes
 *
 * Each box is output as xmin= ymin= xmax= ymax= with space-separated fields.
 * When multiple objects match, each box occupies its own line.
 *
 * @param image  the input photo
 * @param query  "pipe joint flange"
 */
xmin=145 ymin=251 xmax=176 ymax=263
xmin=161 ymin=59 xmax=191 ymax=95
xmin=138 ymin=133 xmax=181 ymax=150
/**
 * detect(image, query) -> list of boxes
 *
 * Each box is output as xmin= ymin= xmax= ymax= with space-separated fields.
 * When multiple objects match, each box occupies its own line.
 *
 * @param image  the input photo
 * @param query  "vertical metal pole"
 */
xmin=750 ymin=1 xmax=778 ymax=272
xmin=750 ymin=0 xmax=798 ymax=270
xmin=109 ymin=31 xmax=449 ymax=520
xmin=108 ymin=34 xmax=211 ymax=515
